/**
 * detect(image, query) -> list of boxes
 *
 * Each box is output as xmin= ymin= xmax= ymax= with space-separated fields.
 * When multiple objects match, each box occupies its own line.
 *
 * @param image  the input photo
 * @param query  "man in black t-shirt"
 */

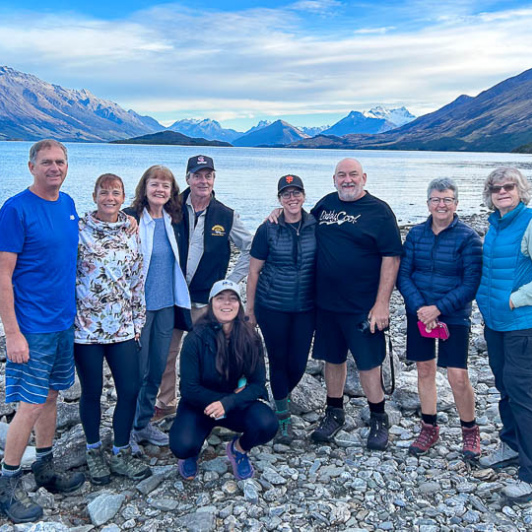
xmin=310 ymin=158 xmax=402 ymax=450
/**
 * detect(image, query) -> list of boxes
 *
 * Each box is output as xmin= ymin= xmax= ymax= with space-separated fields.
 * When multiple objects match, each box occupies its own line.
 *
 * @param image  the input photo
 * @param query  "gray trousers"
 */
xmin=134 ymin=306 xmax=174 ymax=430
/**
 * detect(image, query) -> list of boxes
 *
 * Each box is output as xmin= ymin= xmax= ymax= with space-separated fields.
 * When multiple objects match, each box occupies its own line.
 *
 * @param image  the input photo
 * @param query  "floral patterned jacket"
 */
xmin=75 ymin=211 xmax=146 ymax=344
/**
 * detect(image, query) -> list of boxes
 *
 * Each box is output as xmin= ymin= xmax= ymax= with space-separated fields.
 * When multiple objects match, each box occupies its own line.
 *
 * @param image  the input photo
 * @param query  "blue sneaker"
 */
xmin=178 ymin=456 xmax=198 ymax=480
xmin=226 ymin=437 xmax=254 ymax=480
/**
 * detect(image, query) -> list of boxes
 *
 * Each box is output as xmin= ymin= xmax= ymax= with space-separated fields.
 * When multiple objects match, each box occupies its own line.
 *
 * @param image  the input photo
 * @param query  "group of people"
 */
xmin=0 ymin=139 xmax=531 ymax=524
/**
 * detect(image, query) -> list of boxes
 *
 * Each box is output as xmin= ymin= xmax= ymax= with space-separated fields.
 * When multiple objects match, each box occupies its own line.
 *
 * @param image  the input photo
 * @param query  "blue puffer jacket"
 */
xmin=397 ymin=215 xmax=482 ymax=325
xmin=477 ymin=202 xmax=532 ymax=331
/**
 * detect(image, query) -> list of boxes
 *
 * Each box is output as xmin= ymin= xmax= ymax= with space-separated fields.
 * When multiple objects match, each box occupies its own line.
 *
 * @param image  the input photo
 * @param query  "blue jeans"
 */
xmin=485 ymin=326 xmax=532 ymax=482
xmin=134 ymin=307 xmax=174 ymax=430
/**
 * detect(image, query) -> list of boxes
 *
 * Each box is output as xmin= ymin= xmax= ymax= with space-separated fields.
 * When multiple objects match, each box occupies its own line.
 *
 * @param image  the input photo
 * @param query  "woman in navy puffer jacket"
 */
xmin=397 ymin=177 xmax=482 ymax=459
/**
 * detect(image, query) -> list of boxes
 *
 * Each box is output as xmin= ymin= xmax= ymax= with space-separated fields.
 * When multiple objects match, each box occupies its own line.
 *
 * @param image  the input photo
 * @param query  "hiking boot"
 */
xmin=31 ymin=454 xmax=85 ymax=494
xmin=367 ymin=412 xmax=389 ymax=451
xmin=178 ymin=457 xmax=199 ymax=480
xmin=110 ymin=447 xmax=152 ymax=481
xmin=132 ymin=423 xmax=169 ymax=446
xmin=462 ymin=425 xmax=481 ymax=461
xmin=86 ymin=447 xmax=111 ymax=485
xmin=0 ymin=473 xmax=43 ymax=524
xmin=479 ymin=441 xmax=519 ymax=469
xmin=409 ymin=421 xmax=439 ymax=456
xmin=275 ymin=412 xmax=294 ymax=445
xmin=310 ymin=407 xmax=345 ymax=443
xmin=226 ymin=437 xmax=254 ymax=480
xmin=151 ymin=406 xmax=177 ymax=424
xmin=503 ymin=480 xmax=532 ymax=503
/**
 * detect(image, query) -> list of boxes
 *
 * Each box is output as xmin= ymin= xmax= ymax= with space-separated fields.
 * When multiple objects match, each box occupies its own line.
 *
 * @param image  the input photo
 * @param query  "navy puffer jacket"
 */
xmin=397 ymin=215 xmax=482 ymax=326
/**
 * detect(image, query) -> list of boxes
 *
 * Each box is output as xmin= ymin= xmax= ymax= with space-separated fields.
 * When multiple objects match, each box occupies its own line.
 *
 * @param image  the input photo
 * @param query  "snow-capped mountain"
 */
xmin=167 ymin=118 xmax=242 ymax=143
xmin=363 ymin=106 xmax=416 ymax=127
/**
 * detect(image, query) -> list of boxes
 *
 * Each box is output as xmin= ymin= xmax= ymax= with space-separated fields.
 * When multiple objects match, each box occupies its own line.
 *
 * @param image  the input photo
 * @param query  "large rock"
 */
xmin=392 ymin=370 xmax=455 ymax=412
xmin=56 ymin=400 xmax=81 ymax=431
xmin=290 ymin=373 xmax=327 ymax=414
xmin=60 ymin=374 xmax=82 ymax=402
xmin=88 ymin=491 xmax=125 ymax=526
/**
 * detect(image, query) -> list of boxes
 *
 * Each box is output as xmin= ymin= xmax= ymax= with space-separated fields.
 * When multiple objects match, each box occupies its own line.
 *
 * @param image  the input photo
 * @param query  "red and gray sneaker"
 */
xmin=409 ymin=421 xmax=440 ymax=456
xmin=462 ymin=425 xmax=481 ymax=461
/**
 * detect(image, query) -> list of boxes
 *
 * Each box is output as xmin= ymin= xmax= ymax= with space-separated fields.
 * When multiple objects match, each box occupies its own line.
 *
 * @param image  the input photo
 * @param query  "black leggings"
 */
xmin=169 ymin=401 xmax=278 ymax=459
xmin=74 ymin=340 xmax=140 ymax=447
xmin=255 ymin=305 xmax=315 ymax=400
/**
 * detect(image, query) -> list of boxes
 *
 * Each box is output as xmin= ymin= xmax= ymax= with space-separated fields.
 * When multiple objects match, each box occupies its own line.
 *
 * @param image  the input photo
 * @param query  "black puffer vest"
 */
xmin=180 ymin=189 xmax=234 ymax=303
xmin=255 ymin=210 xmax=316 ymax=312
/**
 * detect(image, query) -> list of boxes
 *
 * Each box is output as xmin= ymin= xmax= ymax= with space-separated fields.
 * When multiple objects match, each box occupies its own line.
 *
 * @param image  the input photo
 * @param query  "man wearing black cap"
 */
xmin=154 ymin=154 xmax=252 ymax=420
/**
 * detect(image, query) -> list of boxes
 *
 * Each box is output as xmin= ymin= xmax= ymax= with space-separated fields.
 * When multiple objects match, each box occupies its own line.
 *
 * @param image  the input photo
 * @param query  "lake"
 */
xmin=1 ymin=141 xmax=531 ymax=230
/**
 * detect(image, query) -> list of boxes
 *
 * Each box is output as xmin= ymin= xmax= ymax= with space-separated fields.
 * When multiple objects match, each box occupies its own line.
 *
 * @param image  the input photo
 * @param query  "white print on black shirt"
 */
xmin=318 ymin=210 xmax=361 ymax=225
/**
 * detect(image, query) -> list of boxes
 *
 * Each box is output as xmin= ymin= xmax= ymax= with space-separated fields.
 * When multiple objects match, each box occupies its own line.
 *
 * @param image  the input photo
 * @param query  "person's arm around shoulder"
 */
xmin=246 ymin=258 xmax=265 ymax=326
xmin=227 ymin=211 xmax=252 ymax=283
xmin=510 ymin=219 xmax=532 ymax=309
xmin=0 ymin=252 xmax=29 ymax=363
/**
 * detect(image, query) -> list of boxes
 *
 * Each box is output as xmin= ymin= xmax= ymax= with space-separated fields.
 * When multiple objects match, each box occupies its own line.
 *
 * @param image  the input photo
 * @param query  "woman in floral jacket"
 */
xmin=74 ymin=173 xmax=151 ymax=485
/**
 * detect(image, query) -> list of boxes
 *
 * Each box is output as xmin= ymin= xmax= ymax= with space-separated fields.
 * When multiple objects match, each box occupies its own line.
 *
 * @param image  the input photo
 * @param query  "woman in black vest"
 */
xmin=246 ymin=175 xmax=317 ymax=444
xmin=169 ymin=280 xmax=278 ymax=480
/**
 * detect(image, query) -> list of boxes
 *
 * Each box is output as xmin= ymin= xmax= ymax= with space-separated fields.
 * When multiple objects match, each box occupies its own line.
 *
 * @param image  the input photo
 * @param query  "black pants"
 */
xmin=74 ymin=340 xmax=140 ymax=448
xmin=256 ymin=305 xmax=315 ymax=401
xmin=169 ymin=401 xmax=278 ymax=459
xmin=485 ymin=326 xmax=532 ymax=482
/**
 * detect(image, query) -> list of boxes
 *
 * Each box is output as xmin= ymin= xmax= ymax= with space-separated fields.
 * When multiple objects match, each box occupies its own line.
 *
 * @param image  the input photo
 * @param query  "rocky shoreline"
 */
xmin=1 ymin=213 xmax=532 ymax=531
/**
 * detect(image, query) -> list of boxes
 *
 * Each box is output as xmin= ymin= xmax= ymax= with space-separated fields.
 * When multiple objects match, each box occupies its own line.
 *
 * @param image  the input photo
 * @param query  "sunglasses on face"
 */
xmin=490 ymin=183 xmax=516 ymax=194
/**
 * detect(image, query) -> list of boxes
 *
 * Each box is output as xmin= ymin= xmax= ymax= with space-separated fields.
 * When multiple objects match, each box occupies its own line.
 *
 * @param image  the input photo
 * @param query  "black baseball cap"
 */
xmin=187 ymin=155 xmax=215 ymax=174
xmin=278 ymin=174 xmax=304 ymax=193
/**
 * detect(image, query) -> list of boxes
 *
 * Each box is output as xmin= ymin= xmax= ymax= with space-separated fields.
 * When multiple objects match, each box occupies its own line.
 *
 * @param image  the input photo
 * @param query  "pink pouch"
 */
xmin=417 ymin=320 xmax=450 ymax=341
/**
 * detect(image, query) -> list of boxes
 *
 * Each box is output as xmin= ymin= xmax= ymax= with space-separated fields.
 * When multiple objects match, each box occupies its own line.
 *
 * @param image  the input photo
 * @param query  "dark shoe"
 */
xmin=311 ymin=407 xmax=345 ymax=443
xmin=110 ymin=447 xmax=152 ymax=481
xmin=0 ymin=473 xmax=43 ymax=524
xmin=31 ymin=454 xmax=85 ymax=494
xmin=275 ymin=412 xmax=294 ymax=445
xmin=178 ymin=456 xmax=199 ymax=480
xmin=462 ymin=425 xmax=481 ymax=461
xmin=86 ymin=447 xmax=111 ymax=485
xmin=479 ymin=441 xmax=519 ymax=469
xmin=409 ymin=421 xmax=439 ymax=456
xmin=226 ymin=437 xmax=254 ymax=480
xmin=367 ymin=412 xmax=389 ymax=451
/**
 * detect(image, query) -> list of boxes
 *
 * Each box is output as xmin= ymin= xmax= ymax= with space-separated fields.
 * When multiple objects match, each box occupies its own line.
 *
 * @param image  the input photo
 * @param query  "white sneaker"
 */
xmin=132 ymin=423 xmax=169 ymax=446
xmin=478 ymin=441 xmax=519 ymax=469
xmin=502 ymin=480 xmax=532 ymax=502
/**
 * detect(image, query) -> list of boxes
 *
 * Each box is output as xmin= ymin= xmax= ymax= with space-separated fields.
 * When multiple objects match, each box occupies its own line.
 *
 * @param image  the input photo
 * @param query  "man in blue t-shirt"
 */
xmin=0 ymin=140 xmax=85 ymax=524
xmin=309 ymin=158 xmax=402 ymax=450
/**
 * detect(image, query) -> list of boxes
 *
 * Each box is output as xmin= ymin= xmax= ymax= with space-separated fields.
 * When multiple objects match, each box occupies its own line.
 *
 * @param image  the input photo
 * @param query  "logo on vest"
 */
xmin=211 ymin=224 xmax=226 ymax=236
xmin=318 ymin=210 xmax=361 ymax=226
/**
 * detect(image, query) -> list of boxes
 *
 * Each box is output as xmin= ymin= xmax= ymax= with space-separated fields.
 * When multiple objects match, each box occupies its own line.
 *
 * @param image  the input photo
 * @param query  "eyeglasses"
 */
xmin=428 ymin=197 xmax=456 ymax=205
xmin=489 ymin=183 xmax=516 ymax=194
xmin=280 ymin=190 xmax=303 ymax=199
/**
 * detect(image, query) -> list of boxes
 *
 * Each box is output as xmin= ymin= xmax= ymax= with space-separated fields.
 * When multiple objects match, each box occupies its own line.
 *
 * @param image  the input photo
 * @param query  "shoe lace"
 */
xmin=415 ymin=425 xmax=436 ymax=447
xmin=318 ymin=410 xmax=340 ymax=433
xmin=8 ymin=476 xmax=33 ymax=507
xmin=463 ymin=427 xmax=480 ymax=450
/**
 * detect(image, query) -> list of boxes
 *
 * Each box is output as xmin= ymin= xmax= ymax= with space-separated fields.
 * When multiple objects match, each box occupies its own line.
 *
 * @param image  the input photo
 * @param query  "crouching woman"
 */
xmin=169 ymin=280 xmax=278 ymax=480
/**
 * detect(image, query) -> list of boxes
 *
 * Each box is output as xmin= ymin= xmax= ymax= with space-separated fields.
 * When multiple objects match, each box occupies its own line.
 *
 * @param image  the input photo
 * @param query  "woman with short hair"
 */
xmin=169 ymin=279 xmax=278 ymax=481
xmin=477 ymin=167 xmax=532 ymax=502
xmin=75 ymin=173 xmax=151 ymax=484
xmin=397 ymin=177 xmax=482 ymax=458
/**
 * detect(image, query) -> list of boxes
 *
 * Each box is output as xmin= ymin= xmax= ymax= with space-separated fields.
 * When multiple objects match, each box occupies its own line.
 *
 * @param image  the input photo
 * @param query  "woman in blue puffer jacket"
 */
xmin=476 ymin=167 xmax=532 ymax=503
xmin=397 ymin=177 xmax=482 ymax=459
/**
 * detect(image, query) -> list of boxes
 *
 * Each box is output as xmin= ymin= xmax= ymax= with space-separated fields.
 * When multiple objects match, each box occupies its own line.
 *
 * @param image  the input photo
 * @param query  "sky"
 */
xmin=1 ymin=0 xmax=532 ymax=131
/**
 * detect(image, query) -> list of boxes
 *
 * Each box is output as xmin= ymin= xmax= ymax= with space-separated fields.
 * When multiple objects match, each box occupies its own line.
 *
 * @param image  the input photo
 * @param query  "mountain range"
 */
xmin=289 ymin=69 xmax=532 ymax=152
xmin=0 ymin=66 xmax=161 ymax=142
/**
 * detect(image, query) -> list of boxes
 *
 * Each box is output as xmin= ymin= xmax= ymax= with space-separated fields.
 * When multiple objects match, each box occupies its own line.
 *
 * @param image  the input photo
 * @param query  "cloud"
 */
xmin=0 ymin=2 xmax=531 ymax=127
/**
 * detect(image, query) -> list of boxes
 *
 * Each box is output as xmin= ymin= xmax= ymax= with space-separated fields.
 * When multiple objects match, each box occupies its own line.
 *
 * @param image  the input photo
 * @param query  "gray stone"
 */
xmin=56 ymin=400 xmax=81 ymax=431
xmin=419 ymin=482 xmax=441 ymax=495
xmin=243 ymin=479 xmax=259 ymax=503
xmin=202 ymin=456 xmax=229 ymax=474
xmin=136 ymin=473 xmax=165 ymax=495
xmin=148 ymin=497 xmax=179 ymax=511
xmin=60 ymin=373 xmax=82 ymax=401
xmin=290 ymin=373 xmax=326 ymax=415
xmin=393 ymin=370 xmax=455 ymax=411
xmin=261 ymin=467 xmax=287 ymax=485
xmin=87 ymin=492 xmax=125 ymax=526
xmin=177 ymin=508 xmax=217 ymax=532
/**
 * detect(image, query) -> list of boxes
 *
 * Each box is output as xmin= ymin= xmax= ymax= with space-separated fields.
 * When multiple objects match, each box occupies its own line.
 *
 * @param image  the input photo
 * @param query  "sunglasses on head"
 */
xmin=490 ymin=183 xmax=516 ymax=194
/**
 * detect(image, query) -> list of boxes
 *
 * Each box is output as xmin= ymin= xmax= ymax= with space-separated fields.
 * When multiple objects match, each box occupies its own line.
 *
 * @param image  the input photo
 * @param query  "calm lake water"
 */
xmin=1 ymin=141 xmax=531 ymax=230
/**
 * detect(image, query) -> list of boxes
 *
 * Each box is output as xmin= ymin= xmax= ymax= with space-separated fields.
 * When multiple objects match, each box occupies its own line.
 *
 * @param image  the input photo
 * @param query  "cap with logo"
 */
xmin=208 ymin=279 xmax=242 ymax=302
xmin=187 ymin=155 xmax=215 ymax=174
xmin=278 ymin=174 xmax=304 ymax=193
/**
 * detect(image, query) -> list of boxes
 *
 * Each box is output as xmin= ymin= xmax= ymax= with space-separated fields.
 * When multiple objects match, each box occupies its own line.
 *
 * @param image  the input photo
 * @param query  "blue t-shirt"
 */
xmin=0 ymin=189 xmax=79 ymax=333
xmin=145 ymin=218 xmax=175 ymax=311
